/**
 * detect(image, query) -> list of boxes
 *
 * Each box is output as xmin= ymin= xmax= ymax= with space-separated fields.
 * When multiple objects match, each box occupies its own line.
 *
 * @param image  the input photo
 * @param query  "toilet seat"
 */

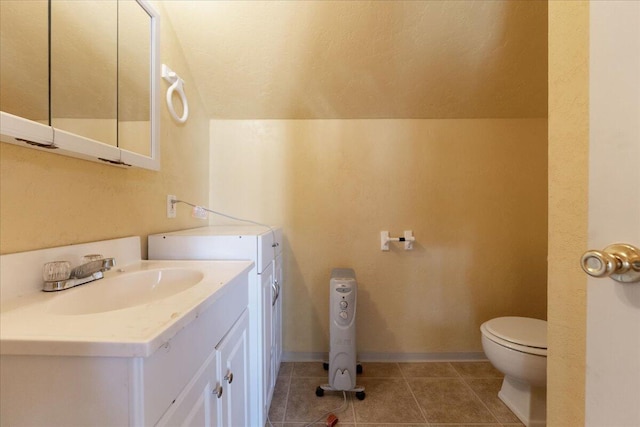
xmin=481 ymin=317 xmax=547 ymax=357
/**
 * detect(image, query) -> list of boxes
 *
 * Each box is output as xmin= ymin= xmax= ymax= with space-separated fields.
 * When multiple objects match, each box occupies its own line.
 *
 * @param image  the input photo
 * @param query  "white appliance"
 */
xmin=148 ymin=225 xmax=283 ymax=427
xmin=316 ymin=268 xmax=365 ymax=400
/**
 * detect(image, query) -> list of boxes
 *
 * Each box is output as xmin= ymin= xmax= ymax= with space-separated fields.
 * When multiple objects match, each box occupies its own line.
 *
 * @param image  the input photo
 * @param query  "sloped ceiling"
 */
xmin=162 ymin=0 xmax=547 ymax=120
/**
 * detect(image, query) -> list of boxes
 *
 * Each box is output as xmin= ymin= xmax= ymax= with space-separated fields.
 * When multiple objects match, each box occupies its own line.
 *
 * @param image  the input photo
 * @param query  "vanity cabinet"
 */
xmin=149 ymin=225 xmax=284 ymax=427
xmin=157 ymin=310 xmax=249 ymax=427
xmin=0 ymin=266 xmax=250 ymax=427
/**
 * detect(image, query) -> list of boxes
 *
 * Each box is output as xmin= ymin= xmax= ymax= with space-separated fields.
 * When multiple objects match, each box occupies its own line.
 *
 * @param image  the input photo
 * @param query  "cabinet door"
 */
xmin=273 ymin=252 xmax=283 ymax=373
xmin=218 ymin=310 xmax=249 ymax=427
xmin=155 ymin=349 xmax=220 ymax=427
xmin=260 ymin=261 xmax=275 ymax=414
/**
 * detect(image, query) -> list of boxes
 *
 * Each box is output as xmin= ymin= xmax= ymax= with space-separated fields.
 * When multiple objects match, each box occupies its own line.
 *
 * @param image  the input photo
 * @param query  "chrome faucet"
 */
xmin=43 ymin=255 xmax=116 ymax=292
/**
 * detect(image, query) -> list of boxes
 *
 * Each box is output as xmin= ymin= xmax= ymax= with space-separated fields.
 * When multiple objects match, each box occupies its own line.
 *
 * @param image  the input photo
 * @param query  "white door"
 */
xmin=585 ymin=2 xmax=640 ymax=426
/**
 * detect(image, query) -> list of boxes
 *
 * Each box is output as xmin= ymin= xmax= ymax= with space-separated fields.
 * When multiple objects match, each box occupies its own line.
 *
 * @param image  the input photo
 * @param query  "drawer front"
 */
xmin=257 ymin=227 xmax=282 ymax=272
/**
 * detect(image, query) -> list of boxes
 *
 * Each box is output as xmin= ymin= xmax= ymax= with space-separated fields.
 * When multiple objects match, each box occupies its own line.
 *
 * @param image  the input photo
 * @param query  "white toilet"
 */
xmin=480 ymin=316 xmax=547 ymax=427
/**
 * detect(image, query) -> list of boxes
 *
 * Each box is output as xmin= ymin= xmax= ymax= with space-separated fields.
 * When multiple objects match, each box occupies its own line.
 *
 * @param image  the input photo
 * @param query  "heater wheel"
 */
xmin=315 ymin=386 xmax=324 ymax=397
xmin=323 ymin=362 xmax=329 ymax=370
xmin=356 ymin=391 xmax=366 ymax=400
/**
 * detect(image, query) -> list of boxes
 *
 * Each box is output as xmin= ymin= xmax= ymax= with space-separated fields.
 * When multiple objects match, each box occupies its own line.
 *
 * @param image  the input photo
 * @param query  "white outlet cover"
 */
xmin=167 ymin=195 xmax=177 ymax=218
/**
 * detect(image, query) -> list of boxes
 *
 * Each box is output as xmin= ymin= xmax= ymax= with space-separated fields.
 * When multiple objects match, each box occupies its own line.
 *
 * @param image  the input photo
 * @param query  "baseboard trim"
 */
xmin=281 ymin=351 xmax=487 ymax=363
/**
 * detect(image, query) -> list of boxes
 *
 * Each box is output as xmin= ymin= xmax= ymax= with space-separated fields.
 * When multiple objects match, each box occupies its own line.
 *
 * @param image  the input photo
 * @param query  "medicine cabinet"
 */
xmin=0 ymin=0 xmax=160 ymax=170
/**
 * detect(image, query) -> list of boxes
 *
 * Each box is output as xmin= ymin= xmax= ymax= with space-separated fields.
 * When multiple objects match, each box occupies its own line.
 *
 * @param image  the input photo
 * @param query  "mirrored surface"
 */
xmin=0 ymin=0 xmax=49 ymax=123
xmin=50 ymin=0 xmax=118 ymax=146
xmin=1 ymin=0 xmax=159 ymax=170
xmin=118 ymin=0 xmax=152 ymax=157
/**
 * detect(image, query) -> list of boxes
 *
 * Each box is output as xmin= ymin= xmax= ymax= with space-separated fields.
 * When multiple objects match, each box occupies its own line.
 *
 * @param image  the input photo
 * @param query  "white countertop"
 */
xmin=0 ymin=260 xmax=253 ymax=358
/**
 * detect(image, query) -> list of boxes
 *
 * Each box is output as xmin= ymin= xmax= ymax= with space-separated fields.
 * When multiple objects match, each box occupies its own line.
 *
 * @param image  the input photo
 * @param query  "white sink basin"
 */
xmin=48 ymin=268 xmax=205 ymax=315
xmin=1 ymin=259 xmax=253 ymax=357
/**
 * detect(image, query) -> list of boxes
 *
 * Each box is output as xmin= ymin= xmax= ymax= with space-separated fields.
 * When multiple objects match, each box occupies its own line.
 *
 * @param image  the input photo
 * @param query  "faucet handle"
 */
xmin=43 ymin=261 xmax=71 ymax=282
xmin=82 ymin=254 xmax=115 ymax=271
xmin=82 ymin=254 xmax=104 ymax=263
xmin=102 ymin=258 xmax=116 ymax=271
xmin=70 ymin=256 xmax=113 ymax=279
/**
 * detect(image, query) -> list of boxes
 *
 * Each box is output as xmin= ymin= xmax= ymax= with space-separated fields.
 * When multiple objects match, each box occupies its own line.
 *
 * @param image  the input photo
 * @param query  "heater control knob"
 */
xmin=339 ymin=310 xmax=348 ymax=319
xmin=340 ymin=301 xmax=348 ymax=309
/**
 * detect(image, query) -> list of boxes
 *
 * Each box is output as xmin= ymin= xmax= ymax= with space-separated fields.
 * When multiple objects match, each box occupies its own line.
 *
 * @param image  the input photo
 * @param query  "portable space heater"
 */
xmin=316 ymin=268 xmax=365 ymax=400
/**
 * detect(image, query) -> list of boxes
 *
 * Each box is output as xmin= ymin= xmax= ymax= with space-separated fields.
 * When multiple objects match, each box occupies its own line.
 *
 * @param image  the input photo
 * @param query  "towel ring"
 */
xmin=162 ymin=64 xmax=189 ymax=123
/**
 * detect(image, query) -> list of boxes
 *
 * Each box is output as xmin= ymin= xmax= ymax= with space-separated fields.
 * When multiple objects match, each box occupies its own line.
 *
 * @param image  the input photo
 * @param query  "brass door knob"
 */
xmin=581 ymin=243 xmax=640 ymax=283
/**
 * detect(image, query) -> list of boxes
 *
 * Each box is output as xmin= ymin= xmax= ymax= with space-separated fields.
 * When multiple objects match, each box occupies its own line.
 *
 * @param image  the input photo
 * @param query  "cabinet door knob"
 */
xmin=224 ymin=372 xmax=234 ymax=384
xmin=213 ymin=385 xmax=223 ymax=398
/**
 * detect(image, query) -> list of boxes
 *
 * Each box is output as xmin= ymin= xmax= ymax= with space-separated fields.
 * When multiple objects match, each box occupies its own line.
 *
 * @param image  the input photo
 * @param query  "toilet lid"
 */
xmin=484 ymin=317 xmax=547 ymax=349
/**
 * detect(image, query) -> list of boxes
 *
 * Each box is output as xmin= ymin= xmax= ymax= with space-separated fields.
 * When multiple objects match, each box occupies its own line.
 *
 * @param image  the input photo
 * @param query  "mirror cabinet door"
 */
xmin=0 ymin=1 xmax=49 ymax=124
xmin=118 ymin=0 xmax=152 ymax=157
xmin=1 ymin=0 xmax=158 ymax=169
xmin=50 ymin=0 xmax=118 ymax=147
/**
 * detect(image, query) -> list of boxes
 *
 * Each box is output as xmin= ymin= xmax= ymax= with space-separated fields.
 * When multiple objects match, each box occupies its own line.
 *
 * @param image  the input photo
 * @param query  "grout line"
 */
xmin=278 ymin=362 xmax=294 ymax=425
xmin=450 ymin=361 xmax=464 ymax=378
xmin=398 ymin=362 xmax=430 ymax=425
xmin=460 ymin=375 xmax=502 ymax=425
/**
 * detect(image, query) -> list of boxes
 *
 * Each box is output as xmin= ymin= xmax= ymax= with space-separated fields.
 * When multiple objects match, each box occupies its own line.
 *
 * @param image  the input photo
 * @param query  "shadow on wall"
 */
xmin=215 ymin=1 xmax=549 ymax=356
xmin=282 ymin=235 xmax=326 ymax=354
xmin=422 ymin=121 xmax=549 ymax=330
xmin=278 ymin=117 xmax=548 ymax=355
xmin=355 ymin=285 xmax=400 ymax=356
xmin=265 ymin=0 xmax=547 ymax=119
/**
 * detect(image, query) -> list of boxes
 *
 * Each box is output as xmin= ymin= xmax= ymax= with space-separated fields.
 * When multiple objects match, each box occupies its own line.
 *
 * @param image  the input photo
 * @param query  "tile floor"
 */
xmin=267 ymin=361 xmax=524 ymax=427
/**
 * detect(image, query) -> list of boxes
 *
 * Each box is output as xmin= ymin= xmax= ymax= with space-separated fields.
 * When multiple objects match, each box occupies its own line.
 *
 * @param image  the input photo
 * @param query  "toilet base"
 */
xmin=498 ymin=376 xmax=546 ymax=427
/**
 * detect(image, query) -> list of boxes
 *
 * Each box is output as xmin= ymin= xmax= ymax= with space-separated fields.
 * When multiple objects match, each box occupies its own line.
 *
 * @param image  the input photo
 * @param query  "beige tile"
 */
xmin=292 ymin=361 xmax=328 ymax=377
xmin=356 ymin=424 xmax=427 ymax=427
xmin=358 ymin=362 xmax=401 ymax=378
xmin=284 ymin=377 xmax=354 ymax=423
xmin=268 ymin=362 xmax=521 ymax=427
xmin=352 ymin=378 xmax=425 ymax=424
xmin=398 ymin=362 xmax=459 ymax=377
xmin=276 ymin=424 xmax=355 ymax=427
xmin=408 ymin=377 xmax=497 ymax=424
xmin=278 ymin=361 xmax=294 ymax=378
xmin=431 ymin=424 xmax=501 ymax=427
xmin=450 ymin=361 xmax=503 ymax=378
xmin=465 ymin=378 xmax=522 ymax=424
xmin=268 ymin=373 xmax=291 ymax=423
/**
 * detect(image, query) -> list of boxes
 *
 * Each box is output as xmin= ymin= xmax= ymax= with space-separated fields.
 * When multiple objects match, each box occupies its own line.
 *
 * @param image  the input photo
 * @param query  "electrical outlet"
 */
xmin=167 ymin=195 xmax=177 ymax=218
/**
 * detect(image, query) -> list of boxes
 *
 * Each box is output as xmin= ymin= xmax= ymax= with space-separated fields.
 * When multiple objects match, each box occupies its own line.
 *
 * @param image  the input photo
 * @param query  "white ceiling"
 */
xmin=162 ymin=0 xmax=547 ymax=120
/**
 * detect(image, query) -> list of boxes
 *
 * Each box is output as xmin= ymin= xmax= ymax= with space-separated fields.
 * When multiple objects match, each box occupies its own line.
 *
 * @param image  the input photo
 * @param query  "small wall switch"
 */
xmin=167 ymin=195 xmax=177 ymax=218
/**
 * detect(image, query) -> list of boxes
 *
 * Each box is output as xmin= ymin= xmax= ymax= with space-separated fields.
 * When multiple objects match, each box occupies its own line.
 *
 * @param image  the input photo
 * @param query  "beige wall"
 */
xmin=0 ymin=2 xmax=210 ymax=257
xmin=210 ymin=119 xmax=548 ymax=356
xmin=547 ymin=2 xmax=589 ymax=426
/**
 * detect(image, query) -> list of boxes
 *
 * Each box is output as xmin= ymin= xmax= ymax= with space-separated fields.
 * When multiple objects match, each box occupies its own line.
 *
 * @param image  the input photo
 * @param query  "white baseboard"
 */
xmin=282 ymin=351 xmax=487 ymax=363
